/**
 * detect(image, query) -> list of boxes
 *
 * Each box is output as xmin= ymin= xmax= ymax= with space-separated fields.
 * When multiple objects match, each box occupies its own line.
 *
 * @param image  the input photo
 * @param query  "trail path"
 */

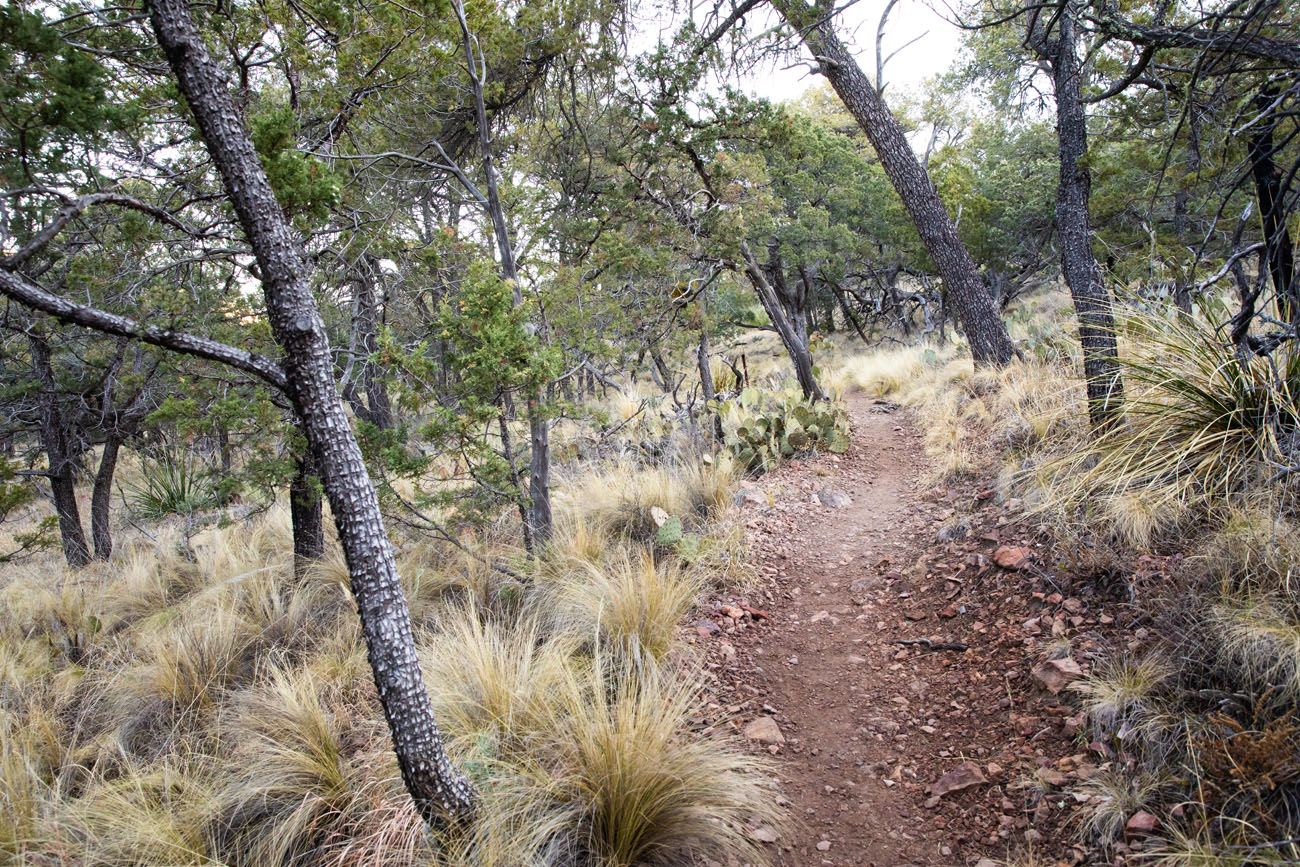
xmin=701 ymin=393 xmax=1103 ymax=866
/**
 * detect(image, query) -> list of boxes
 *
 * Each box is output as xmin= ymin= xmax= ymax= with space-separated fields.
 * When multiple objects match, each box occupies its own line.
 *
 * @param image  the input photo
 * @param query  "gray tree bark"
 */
xmin=769 ymin=0 xmax=1015 ymax=366
xmin=290 ymin=450 xmax=325 ymax=575
xmin=29 ymin=332 xmax=90 ymax=568
xmin=739 ymin=241 xmax=826 ymax=400
xmin=145 ymin=0 xmax=474 ymax=823
xmin=1030 ymin=4 xmax=1125 ymax=429
xmin=91 ymin=436 xmax=120 ymax=560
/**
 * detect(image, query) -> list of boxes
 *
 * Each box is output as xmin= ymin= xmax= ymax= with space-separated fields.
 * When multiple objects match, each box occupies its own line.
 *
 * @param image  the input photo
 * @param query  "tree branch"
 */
xmin=0 ymin=267 xmax=288 ymax=392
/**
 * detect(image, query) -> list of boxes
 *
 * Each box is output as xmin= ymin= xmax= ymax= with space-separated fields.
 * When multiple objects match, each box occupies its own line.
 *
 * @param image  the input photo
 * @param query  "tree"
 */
xmin=1026 ymin=0 xmax=1125 ymax=428
xmin=0 ymin=0 xmax=475 ymax=824
xmin=759 ymin=0 xmax=1018 ymax=365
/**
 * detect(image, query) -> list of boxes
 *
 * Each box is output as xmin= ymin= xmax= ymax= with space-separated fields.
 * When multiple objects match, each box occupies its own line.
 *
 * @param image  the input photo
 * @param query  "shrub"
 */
xmin=125 ymin=450 xmax=220 ymax=520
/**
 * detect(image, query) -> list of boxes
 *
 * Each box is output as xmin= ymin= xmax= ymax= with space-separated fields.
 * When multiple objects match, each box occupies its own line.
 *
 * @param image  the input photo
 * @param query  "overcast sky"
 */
xmin=635 ymin=0 xmax=967 ymax=104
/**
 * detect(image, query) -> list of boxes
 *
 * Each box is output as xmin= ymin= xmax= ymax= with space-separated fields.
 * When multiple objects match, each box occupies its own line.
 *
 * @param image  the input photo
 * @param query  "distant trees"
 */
xmin=763 ymin=0 xmax=1018 ymax=366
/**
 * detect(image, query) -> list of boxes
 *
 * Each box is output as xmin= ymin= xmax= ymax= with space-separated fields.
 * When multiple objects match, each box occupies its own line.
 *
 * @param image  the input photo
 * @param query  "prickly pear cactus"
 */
xmin=719 ymin=387 xmax=849 ymax=472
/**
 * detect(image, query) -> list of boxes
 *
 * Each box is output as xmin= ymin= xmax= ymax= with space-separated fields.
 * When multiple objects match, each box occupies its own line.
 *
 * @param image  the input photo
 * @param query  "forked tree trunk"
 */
xmin=30 ymin=333 xmax=90 ymax=568
xmin=770 ymin=0 xmax=1015 ymax=366
xmin=1045 ymin=10 xmax=1124 ymax=429
xmin=91 ymin=436 xmax=120 ymax=560
xmin=145 ymin=0 xmax=474 ymax=823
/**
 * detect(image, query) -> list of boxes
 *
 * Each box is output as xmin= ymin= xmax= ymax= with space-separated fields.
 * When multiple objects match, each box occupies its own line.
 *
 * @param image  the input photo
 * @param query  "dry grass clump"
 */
xmin=434 ymin=650 xmax=785 ymax=867
xmin=2 ymin=447 xmax=781 ymax=867
xmin=537 ymin=552 xmax=702 ymax=661
xmin=838 ymin=347 xmax=927 ymax=396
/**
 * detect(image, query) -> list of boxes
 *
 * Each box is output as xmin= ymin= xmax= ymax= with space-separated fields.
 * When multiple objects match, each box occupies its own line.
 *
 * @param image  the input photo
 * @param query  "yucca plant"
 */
xmin=1043 ymin=314 xmax=1300 ymax=535
xmin=126 ymin=450 xmax=219 ymax=520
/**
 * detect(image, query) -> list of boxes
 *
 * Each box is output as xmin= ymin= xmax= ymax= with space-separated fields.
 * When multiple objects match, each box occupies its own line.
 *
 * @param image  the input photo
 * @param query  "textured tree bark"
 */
xmin=1247 ymin=86 xmax=1298 ymax=322
xmin=740 ymin=242 xmax=826 ymax=400
xmin=91 ymin=436 xmax=120 ymax=560
xmin=29 ymin=333 xmax=90 ymax=568
xmin=290 ymin=451 xmax=325 ymax=575
xmin=1039 ymin=9 xmax=1125 ymax=429
xmin=769 ymin=0 xmax=1015 ymax=366
xmin=351 ymin=257 xmax=394 ymax=430
xmin=145 ymin=0 xmax=475 ymax=822
xmin=698 ymin=328 xmax=716 ymax=404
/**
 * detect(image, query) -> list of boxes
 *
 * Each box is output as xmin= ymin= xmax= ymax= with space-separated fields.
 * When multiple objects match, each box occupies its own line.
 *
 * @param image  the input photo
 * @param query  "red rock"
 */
xmin=1032 ymin=656 xmax=1084 ymax=693
xmin=993 ymin=545 xmax=1031 ymax=570
xmin=742 ymin=716 xmax=785 ymax=745
xmin=930 ymin=760 xmax=988 ymax=798
xmin=1125 ymin=810 xmax=1158 ymax=836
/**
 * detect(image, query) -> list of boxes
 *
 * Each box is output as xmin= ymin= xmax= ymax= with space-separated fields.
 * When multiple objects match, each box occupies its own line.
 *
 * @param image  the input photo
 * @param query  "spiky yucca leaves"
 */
xmin=125 ymin=450 xmax=219 ymax=519
xmin=538 ymin=552 xmax=701 ymax=661
xmin=1048 ymin=315 xmax=1300 ymax=539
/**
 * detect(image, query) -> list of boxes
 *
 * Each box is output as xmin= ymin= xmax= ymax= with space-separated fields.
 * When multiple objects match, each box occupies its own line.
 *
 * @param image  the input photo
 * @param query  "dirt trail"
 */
xmin=702 ymin=393 xmax=1102 ymax=866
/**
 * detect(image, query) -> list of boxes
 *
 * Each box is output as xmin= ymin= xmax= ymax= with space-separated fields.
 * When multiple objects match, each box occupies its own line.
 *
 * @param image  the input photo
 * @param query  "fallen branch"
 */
xmin=894 ymin=638 xmax=970 ymax=652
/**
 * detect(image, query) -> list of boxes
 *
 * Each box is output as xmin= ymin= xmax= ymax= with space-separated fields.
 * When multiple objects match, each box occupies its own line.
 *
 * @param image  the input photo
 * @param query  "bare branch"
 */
xmin=0 ymin=267 xmax=288 ymax=392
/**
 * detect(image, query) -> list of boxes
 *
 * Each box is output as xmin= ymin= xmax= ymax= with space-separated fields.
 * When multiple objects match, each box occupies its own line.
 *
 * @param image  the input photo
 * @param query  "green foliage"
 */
xmin=126 ymin=451 xmax=219 ymax=520
xmin=720 ymin=388 xmax=849 ymax=472
xmin=249 ymin=105 xmax=340 ymax=223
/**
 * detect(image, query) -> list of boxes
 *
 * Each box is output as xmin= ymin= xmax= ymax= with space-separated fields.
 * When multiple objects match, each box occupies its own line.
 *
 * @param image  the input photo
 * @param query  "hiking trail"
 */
xmin=699 ymin=393 xmax=1098 ymax=867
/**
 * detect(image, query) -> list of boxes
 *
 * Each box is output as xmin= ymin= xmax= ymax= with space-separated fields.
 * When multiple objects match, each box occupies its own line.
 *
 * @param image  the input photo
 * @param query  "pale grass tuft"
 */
xmin=539 ymin=552 xmax=702 ymax=660
xmin=207 ymin=665 xmax=426 ymax=867
xmin=441 ymin=653 xmax=785 ymax=867
xmin=1074 ymin=654 xmax=1176 ymax=747
xmin=1103 ymin=490 xmax=1188 ymax=549
xmin=419 ymin=607 xmax=577 ymax=750
xmin=837 ymin=348 xmax=926 ymax=396
xmin=1208 ymin=597 xmax=1300 ymax=698
xmin=57 ymin=762 xmax=215 ymax=866
xmin=1076 ymin=768 xmax=1171 ymax=844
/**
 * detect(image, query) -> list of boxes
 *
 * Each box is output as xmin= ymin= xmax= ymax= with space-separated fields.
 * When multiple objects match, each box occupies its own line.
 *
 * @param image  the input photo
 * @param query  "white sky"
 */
xmin=636 ymin=0 xmax=966 ymax=104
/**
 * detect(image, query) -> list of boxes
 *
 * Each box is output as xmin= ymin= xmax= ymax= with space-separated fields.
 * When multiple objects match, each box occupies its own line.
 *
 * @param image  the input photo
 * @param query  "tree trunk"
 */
xmin=1248 ymin=85 xmax=1298 ymax=322
xmin=453 ymin=0 xmax=552 ymax=550
xmin=528 ymin=402 xmax=551 ymax=546
xmin=146 ymin=0 xmax=474 ymax=823
xmin=770 ymin=0 xmax=1015 ymax=366
xmin=351 ymin=257 xmax=394 ymax=430
xmin=91 ymin=436 xmax=120 ymax=560
xmin=698 ymin=328 xmax=716 ymax=404
xmin=290 ymin=451 xmax=325 ymax=575
xmin=30 ymin=333 xmax=90 ymax=568
xmin=740 ymin=242 xmax=826 ymax=401
xmin=1043 ymin=9 xmax=1125 ymax=430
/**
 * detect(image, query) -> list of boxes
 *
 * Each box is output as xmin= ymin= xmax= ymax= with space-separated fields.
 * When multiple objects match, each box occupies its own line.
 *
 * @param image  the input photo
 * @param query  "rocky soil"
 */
xmin=689 ymin=395 xmax=1144 ymax=866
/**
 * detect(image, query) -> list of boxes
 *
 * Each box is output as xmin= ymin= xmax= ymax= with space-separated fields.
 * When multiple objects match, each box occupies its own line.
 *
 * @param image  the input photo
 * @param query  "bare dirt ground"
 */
xmin=691 ymin=394 xmax=1134 ymax=867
